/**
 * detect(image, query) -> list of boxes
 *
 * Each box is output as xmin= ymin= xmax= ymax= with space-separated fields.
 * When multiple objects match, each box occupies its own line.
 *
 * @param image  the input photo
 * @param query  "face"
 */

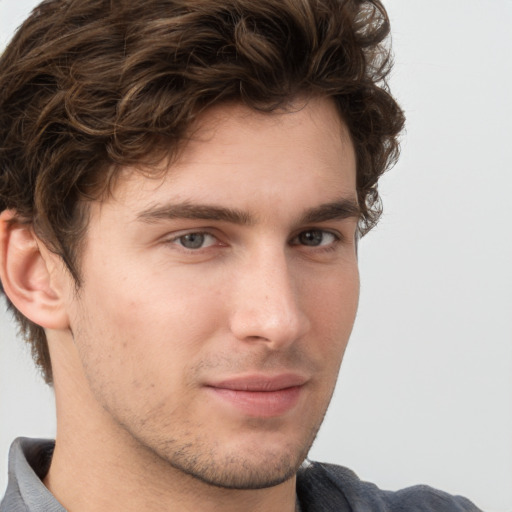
xmin=63 ymin=97 xmax=359 ymax=489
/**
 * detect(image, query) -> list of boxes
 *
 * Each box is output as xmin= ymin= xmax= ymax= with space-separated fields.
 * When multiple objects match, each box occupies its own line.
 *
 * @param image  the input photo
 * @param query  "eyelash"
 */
xmin=168 ymin=232 xmax=220 ymax=251
xmin=166 ymin=229 xmax=343 ymax=253
xmin=290 ymin=229 xmax=342 ymax=251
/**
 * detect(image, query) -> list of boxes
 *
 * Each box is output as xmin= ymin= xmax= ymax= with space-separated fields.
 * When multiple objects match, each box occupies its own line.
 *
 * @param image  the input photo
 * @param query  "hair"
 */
xmin=0 ymin=0 xmax=404 ymax=384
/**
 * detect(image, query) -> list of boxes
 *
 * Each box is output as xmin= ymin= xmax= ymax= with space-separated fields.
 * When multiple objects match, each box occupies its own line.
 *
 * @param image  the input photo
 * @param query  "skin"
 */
xmin=2 ymin=97 xmax=360 ymax=512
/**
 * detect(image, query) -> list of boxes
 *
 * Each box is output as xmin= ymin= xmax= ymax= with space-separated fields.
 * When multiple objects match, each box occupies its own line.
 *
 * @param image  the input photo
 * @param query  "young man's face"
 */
xmin=58 ymin=97 xmax=359 ymax=489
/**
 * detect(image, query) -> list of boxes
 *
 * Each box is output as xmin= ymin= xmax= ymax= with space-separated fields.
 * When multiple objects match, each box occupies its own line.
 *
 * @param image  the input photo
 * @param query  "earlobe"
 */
xmin=0 ymin=210 xmax=70 ymax=330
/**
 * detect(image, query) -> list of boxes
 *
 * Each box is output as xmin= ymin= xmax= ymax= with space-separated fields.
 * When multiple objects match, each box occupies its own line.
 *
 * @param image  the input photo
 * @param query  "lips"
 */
xmin=205 ymin=374 xmax=307 ymax=417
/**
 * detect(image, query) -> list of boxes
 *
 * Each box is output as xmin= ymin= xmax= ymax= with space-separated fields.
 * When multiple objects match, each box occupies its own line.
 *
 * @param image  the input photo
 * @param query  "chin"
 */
xmin=171 ymin=449 xmax=306 ymax=490
xmin=148 ymin=429 xmax=313 ymax=490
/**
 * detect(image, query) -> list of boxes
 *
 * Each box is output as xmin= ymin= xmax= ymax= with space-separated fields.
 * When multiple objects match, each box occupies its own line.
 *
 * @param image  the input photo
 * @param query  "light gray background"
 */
xmin=1 ymin=1 xmax=511 ymax=511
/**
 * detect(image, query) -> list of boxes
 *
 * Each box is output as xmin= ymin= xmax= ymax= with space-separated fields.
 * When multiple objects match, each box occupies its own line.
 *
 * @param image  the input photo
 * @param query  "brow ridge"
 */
xmin=298 ymin=199 xmax=361 ymax=224
xmin=137 ymin=197 xmax=360 ymax=226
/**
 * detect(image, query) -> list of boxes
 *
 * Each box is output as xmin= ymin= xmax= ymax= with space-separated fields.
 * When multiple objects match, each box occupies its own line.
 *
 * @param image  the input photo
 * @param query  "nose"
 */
xmin=229 ymin=247 xmax=311 ymax=348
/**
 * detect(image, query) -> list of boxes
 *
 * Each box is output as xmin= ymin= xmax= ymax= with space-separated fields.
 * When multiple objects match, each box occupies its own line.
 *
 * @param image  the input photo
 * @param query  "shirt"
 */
xmin=1 ymin=438 xmax=483 ymax=511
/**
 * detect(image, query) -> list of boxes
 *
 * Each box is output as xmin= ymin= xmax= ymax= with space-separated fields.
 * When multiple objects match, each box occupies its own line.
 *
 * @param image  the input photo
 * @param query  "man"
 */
xmin=0 ymin=0 xmax=482 ymax=510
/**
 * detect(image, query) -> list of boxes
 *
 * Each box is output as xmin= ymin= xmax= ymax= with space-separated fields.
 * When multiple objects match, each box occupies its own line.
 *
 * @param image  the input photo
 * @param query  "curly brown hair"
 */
xmin=0 ymin=0 xmax=404 ymax=384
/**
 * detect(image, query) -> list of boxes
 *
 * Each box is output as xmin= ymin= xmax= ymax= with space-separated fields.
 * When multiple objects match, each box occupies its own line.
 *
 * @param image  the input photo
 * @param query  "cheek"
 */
xmin=306 ymin=265 xmax=359 ymax=329
xmin=303 ymin=266 xmax=359 ymax=367
xmin=72 ymin=260 xmax=226 ymax=384
xmin=68 ymin=263 xmax=231 ymax=433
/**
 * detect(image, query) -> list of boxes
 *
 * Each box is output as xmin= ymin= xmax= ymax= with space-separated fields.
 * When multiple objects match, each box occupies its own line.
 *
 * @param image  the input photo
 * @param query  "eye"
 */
xmin=293 ymin=229 xmax=338 ymax=247
xmin=172 ymin=232 xmax=217 ymax=250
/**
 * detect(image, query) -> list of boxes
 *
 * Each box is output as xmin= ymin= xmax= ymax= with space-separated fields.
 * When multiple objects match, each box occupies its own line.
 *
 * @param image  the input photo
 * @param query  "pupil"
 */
xmin=300 ymin=230 xmax=322 ymax=246
xmin=181 ymin=233 xmax=205 ymax=249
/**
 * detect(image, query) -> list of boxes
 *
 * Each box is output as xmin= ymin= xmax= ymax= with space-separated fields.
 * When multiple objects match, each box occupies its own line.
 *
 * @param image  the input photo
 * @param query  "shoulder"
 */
xmin=296 ymin=461 xmax=482 ymax=512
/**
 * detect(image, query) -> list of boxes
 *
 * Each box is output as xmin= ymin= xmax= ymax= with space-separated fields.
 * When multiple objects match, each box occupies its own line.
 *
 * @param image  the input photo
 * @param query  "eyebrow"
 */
xmin=298 ymin=198 xmax=361 ymax=224
xmin=137 ymin=202 xmax=252 ymax=225
xmin=136 ymin=198 xmax=360 ymax=226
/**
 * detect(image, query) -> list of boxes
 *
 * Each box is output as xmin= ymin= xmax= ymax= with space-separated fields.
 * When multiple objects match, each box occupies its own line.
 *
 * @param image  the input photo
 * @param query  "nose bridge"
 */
xmin=229 ymin=244 xmax=310 ymax=346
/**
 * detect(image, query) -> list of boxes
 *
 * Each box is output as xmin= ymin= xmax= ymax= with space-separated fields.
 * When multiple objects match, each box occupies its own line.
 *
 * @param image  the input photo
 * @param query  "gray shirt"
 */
xmin=1 ymin=438 xmax=482 ymax=512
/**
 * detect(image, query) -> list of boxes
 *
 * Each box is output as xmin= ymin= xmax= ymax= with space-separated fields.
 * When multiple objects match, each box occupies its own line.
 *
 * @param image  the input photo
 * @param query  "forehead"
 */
xmin=97 ymin=97 xmax=356 ymax=220
xmin=178 ymin=97 xmax=353 ymax=171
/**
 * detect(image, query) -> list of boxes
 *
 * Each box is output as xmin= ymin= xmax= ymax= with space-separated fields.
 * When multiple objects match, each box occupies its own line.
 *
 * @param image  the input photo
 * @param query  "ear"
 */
xmin=0 ymin=210 xmax=70 ymax=330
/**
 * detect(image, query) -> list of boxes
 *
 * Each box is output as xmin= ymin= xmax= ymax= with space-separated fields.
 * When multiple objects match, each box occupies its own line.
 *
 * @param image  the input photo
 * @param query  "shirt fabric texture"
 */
xmin=1 ymin=438 xmax=483 ymax=512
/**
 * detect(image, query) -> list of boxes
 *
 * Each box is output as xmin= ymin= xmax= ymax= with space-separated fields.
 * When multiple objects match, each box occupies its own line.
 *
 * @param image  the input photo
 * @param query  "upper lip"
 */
xmin=206 ymin=373 xmax=308 ymax=392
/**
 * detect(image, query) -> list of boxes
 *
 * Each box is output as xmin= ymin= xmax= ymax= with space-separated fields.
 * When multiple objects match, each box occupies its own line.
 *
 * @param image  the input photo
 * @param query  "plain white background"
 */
xmin=1 ymin=1 xmax=511 ymax=510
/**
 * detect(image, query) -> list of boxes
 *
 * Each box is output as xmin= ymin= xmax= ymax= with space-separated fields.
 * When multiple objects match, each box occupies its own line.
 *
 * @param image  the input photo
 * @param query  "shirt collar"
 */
xmin=1 ymin=437 xmax=65 ymax=512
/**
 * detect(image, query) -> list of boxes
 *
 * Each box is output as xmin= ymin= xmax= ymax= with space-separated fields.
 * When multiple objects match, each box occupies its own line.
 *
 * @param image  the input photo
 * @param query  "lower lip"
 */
xmin=207 ymin=386 xmax=302 ymax=418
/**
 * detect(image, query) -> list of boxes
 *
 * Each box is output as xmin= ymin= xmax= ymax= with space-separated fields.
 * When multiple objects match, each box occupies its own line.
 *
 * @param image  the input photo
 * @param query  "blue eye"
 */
xmin=295 ymin=230 xmax=337 ymax=247
xmin=174 ymin=233 xmax=216 ymax=250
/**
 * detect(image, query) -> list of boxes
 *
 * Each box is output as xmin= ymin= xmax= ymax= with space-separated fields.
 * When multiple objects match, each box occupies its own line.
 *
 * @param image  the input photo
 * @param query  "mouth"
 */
xmin=205 ymin=374 xmax=307 ymax=418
